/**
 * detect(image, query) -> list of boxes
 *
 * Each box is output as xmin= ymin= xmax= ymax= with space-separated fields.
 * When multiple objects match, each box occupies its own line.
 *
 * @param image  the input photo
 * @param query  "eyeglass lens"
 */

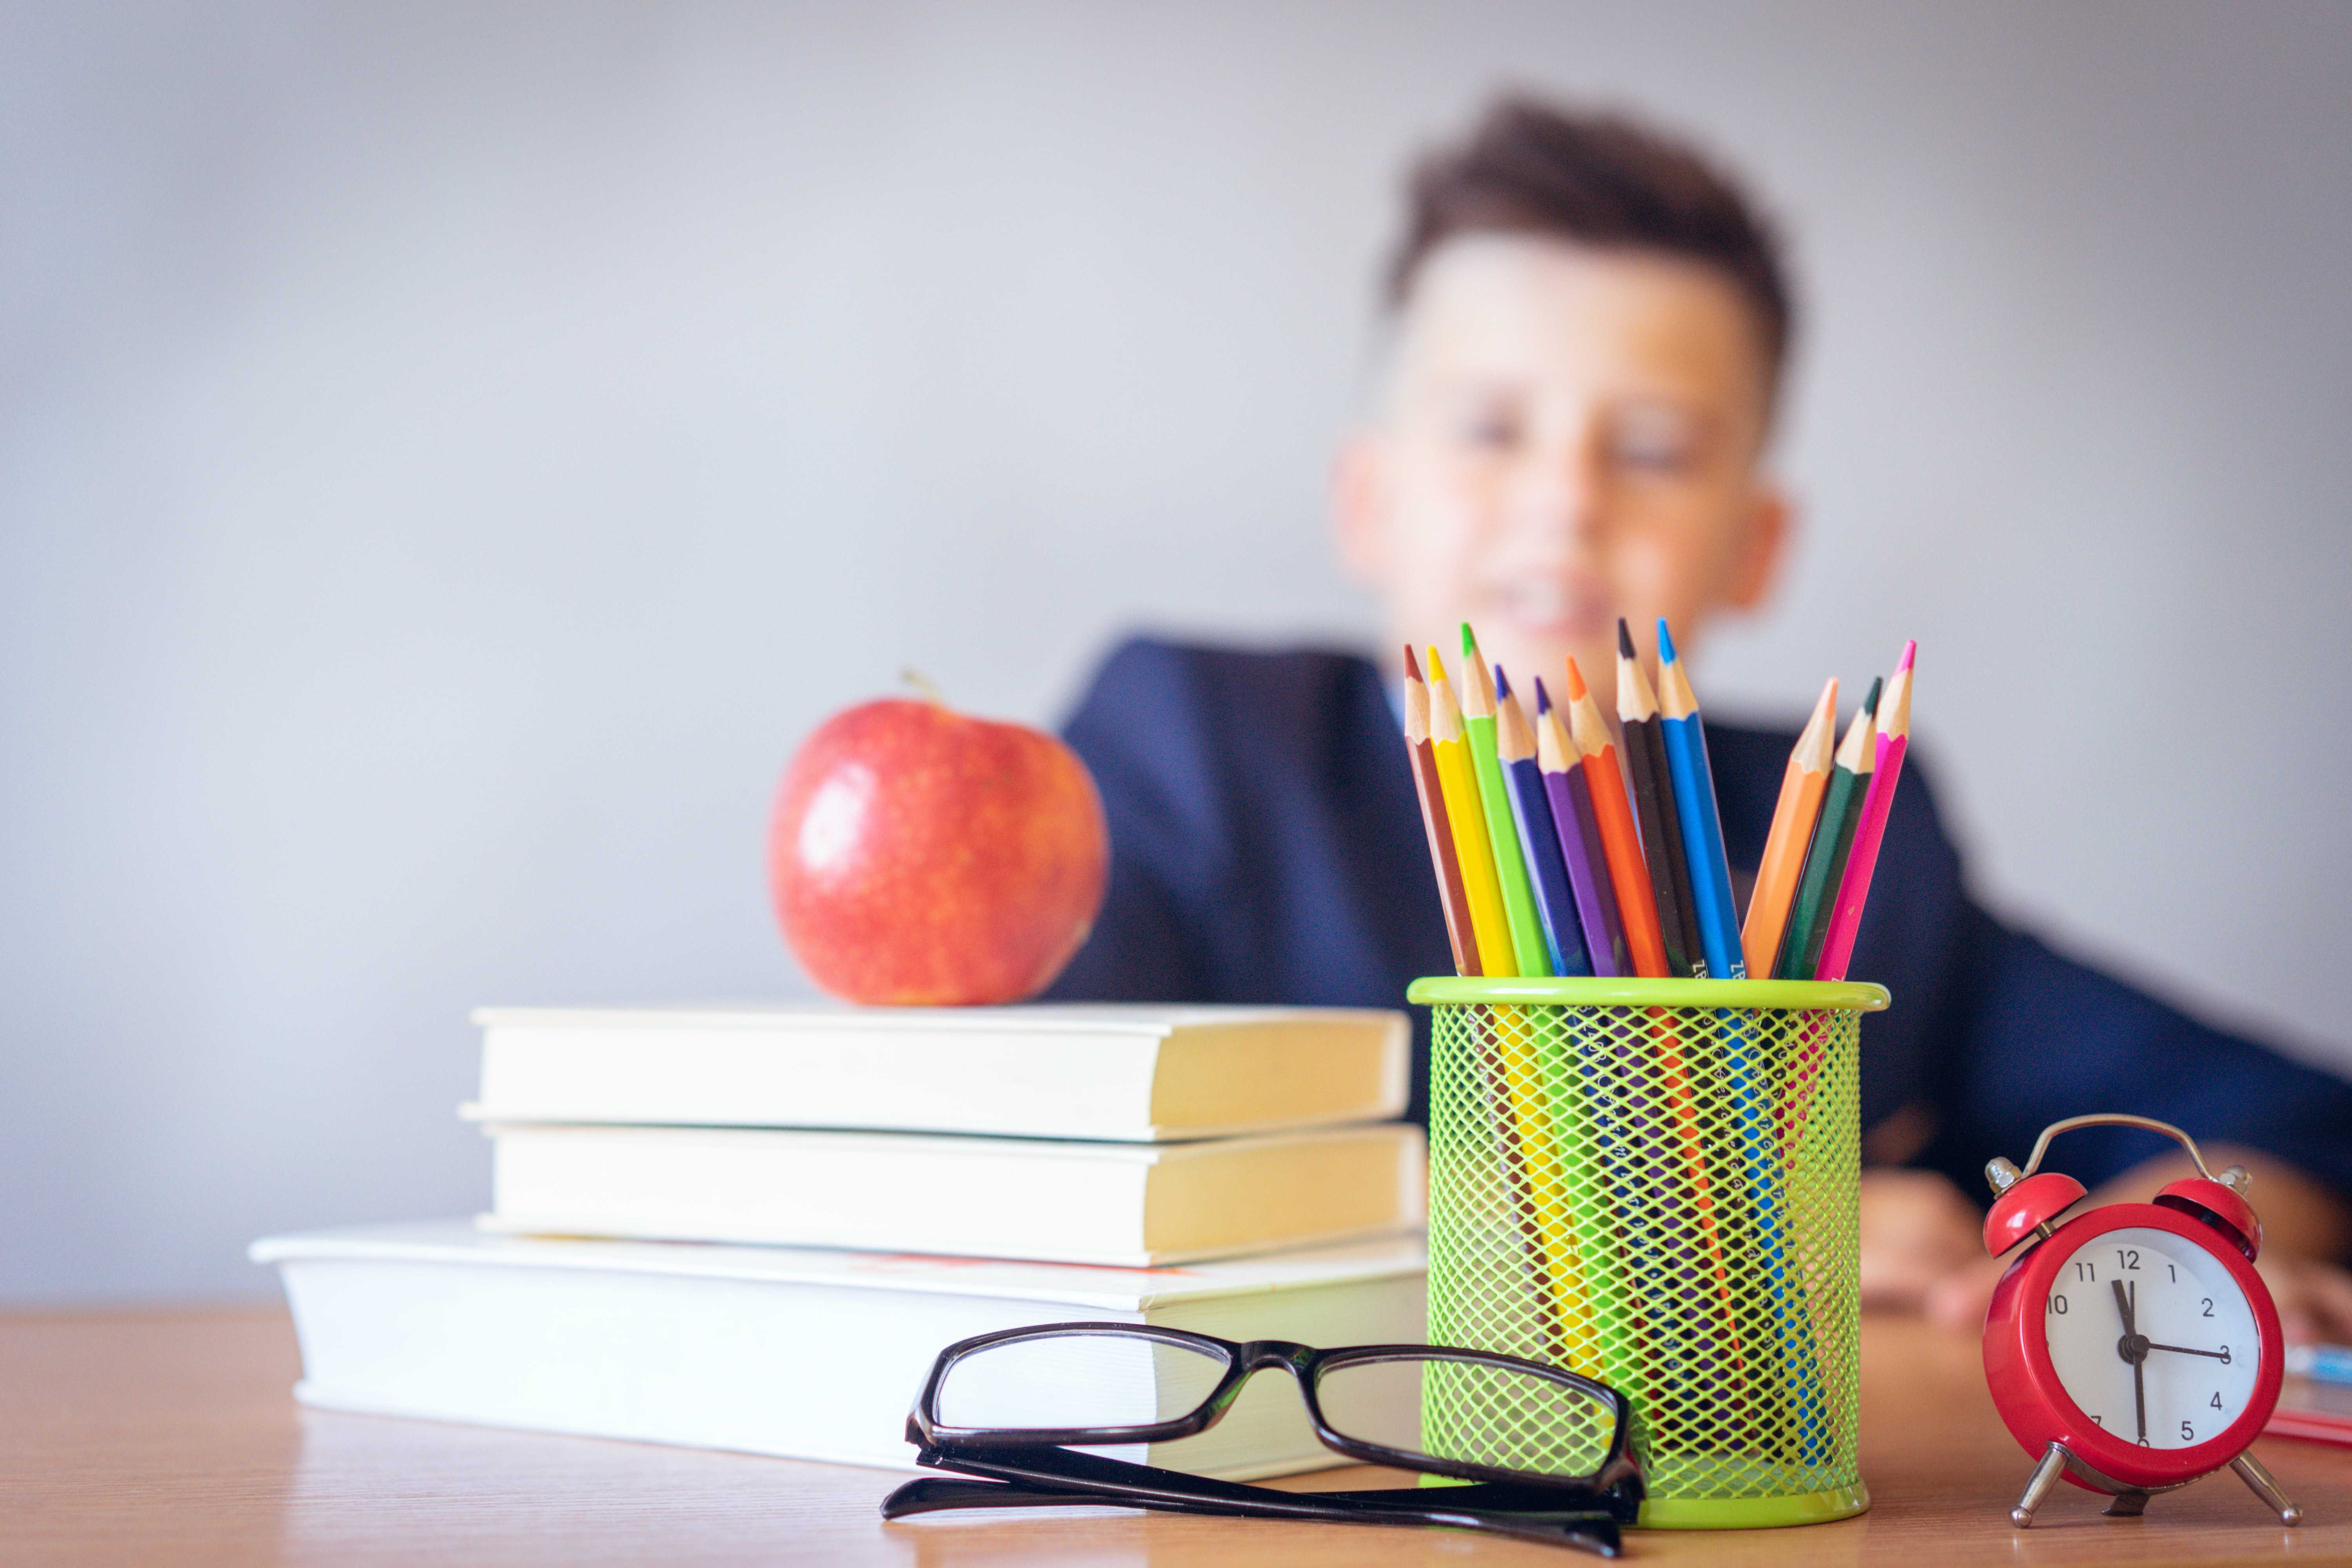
xmin=934 ymin=1331 xmax=1617 ymax=1483
xmin=1316 ymin=1354 xmax=1617 ymax=1479
xmin=934 ymin=1332 xmax=1230 ymax=1432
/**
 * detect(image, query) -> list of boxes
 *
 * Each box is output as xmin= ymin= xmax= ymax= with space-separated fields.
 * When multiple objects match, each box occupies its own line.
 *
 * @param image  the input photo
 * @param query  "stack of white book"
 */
xmin=254 ymin=1004 xmax=1429 ymax=1477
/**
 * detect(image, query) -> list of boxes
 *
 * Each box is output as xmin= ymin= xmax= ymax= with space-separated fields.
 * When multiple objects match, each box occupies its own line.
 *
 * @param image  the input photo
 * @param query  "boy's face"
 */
xmin=1334 ymin=235 xmax=1788 ymax=714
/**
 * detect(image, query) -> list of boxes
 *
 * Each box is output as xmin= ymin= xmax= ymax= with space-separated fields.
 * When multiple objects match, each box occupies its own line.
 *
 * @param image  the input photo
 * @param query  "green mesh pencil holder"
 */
xmin=1407 ymin=975 xmax=1890 ymax=1530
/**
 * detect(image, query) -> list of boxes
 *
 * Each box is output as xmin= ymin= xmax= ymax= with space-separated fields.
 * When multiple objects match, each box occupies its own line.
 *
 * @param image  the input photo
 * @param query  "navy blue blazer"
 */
xmin=1045 ymin=638 xmax=2352 ymax=1202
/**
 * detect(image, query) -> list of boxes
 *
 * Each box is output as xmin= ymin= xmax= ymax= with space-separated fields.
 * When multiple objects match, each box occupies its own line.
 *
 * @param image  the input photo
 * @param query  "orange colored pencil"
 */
xmin=1561 ymin=656 xmax=1669 ymax=979
xmin=1402 ymin=646 xmax=1480 ymax=976
xmin=1740 ymin=677 xmax=1839 ymax=980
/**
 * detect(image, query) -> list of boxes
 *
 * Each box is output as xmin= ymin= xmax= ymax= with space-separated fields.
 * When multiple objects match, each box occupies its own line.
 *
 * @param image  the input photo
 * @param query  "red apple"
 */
xmin=769 ymin=697 xmax=1109 ymax=1005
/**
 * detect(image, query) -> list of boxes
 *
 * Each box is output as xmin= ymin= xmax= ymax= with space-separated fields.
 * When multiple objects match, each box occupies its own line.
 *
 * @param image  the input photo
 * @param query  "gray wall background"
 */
xmin=5 ymin=2 xmax=2348 ymax=1302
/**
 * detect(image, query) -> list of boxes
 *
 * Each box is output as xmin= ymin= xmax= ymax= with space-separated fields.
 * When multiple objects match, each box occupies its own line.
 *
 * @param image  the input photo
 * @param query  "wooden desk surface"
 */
xmin=2 ymin=1305 xmax=2343 ymax=1566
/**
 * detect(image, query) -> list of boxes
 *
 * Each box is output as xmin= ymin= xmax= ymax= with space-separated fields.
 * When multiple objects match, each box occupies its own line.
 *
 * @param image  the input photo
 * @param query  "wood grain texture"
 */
xmin=1 ymin=1305 xmax=2345 ymax=1565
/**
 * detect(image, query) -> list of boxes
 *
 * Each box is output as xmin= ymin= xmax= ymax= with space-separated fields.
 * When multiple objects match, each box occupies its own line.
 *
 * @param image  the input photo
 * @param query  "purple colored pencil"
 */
xmin=1534 ymin=680 xmax=1628 ymax=978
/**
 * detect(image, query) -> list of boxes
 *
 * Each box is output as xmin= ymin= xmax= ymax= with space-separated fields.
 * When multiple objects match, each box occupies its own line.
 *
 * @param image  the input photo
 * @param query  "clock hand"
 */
xmin=2144 ymin=1342 xmax=2230 ymax=1359
xmin=2112 ymin=1279 xmax=2146 ymax=1441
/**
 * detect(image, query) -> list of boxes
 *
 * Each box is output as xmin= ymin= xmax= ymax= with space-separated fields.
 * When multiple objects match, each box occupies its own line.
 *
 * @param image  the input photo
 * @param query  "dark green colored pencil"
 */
xmin=1776 ymin=677 xmax=1882 ymax=980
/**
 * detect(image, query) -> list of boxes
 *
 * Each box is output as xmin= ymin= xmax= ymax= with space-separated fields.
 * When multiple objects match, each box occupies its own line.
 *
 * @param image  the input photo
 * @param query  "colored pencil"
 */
xmin=1776 ymin=677 xmax=1880 ymax=980
xmin=1654 ymin=620 xmax=1746 ymax=979
xmin=1401 ymin=646 xmax=1480 ymax=977
xmin=1740 ymin=677 xmax=1840 ymax=980
xmin=1493 ymin=668 xmax=1592 ymax=977
xmin=1814 ymin=641 xmax=1915 ymax=983
xmin=1445 ymin=650 xmax=1590 ymax=1362
xmin=1426 ymin=648 xmax=1517 ymax=977
xmin=1562 ymin=656 xmax=1670 ymax=979
xmin=1534 ymin=686 xmax=1627 ymax=978
xmin=1654 ymin=622 xmax=1823 ymax=1446
xmin=1616 ymin=620 xmax=1704 ymax=977
xmin=1459 ymin=626 xmax=1553 ymax=978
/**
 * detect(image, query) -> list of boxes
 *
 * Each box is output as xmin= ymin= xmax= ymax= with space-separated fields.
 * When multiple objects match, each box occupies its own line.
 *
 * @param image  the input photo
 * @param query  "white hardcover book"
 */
xmin=465 ymin=1003 xmax=1408 ymax=1141
xmin=480 ymin=1121 xmax=1428 ymax=1267
xmin=252 ymin=1221 xmax=1428 ymax=1477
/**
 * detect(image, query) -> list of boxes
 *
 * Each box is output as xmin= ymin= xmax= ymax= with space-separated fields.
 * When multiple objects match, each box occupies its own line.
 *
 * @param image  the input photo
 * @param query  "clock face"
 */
xmin=2040 ymin=1224 xmax=2261 ymax=1450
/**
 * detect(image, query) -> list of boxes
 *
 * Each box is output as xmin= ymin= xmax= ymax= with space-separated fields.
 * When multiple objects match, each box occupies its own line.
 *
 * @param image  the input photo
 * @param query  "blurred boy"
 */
xmin=1046 ymin=98 xmax=2352 ymax=1338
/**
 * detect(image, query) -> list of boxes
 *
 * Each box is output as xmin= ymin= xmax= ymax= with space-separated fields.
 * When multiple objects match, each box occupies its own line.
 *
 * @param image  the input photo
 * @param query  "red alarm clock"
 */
xmin=1980 ymin=1113 xmax=2301 ymax=1529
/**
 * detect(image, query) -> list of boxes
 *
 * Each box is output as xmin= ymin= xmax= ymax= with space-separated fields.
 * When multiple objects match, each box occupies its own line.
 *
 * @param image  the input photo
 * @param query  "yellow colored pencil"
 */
xmin=1426 ymin=648 xmax=1517 ymax=978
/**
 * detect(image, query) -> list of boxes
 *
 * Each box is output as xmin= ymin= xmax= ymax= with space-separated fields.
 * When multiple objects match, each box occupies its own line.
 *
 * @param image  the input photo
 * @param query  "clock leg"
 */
xmin=2229 ymin=1452 xmax=2303 ymax=1526
xmin=2102 ymin=1489 xmax=2149 ymax=1517
xmin=2011 ymin=1443 xmax=2069 ymax=1529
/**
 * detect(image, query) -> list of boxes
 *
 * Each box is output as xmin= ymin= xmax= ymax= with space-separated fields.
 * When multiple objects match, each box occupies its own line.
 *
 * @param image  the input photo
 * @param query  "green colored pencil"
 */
xmin=1458 ymin=627 xmax=1552 ymax=977
xmin=1775 ymin=677 xmax=1880 ymax=980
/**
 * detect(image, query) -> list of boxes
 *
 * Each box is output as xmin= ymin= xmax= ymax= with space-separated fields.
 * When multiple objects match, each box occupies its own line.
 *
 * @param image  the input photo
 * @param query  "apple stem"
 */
xmin=900 ymin=668 xmax=949 ymax=707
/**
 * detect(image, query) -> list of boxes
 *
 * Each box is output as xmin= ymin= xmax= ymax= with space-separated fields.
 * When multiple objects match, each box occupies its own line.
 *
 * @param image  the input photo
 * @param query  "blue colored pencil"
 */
xmin=1492 ymin=668 xmax=1592 ymax=977
xmin=1654 ymin=620 xmax=1828 ymax=1460
xmin=1653 ymin=621 xmax=1746 ymax=980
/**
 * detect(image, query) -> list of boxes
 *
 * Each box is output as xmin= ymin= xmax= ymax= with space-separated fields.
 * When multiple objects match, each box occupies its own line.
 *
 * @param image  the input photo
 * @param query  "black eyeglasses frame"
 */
xmin=907 ymin=1320 xmax=1635 ymax=1493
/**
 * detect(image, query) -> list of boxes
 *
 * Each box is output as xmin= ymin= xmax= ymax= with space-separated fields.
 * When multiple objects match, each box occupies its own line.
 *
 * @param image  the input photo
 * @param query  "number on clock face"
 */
xmin=2040 ymin=1226 xmax=2259 ymax=1448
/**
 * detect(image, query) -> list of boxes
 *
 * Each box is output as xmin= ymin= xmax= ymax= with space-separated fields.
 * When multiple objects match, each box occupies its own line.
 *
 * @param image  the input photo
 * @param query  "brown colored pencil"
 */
xmin=1615 ymin=619 xmax=1704 ymax=977
xmin=1402 ymin=646 xmax=1480 ymax=976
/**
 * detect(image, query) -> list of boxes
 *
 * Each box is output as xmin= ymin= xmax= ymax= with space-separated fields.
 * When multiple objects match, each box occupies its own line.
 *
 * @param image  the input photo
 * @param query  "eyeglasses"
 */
xmin=879 ymin=1322 xmax=1643 ymax=1555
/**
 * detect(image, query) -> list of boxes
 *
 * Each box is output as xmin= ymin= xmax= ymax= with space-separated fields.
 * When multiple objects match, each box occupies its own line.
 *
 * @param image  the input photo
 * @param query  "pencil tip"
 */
xmin=1862 ymin=675 xmax=1884 ymax=713
xmin=1533 ymin=676 xmax=1553 ymax=714
xmin=1402 ymin=644 xmax=1420 ymax=681
xmin=1656 ymin=619 xmax=1678 ymax=663
xmin=1616 ymin=618 xmax=1635 ymax=659
xmin=1492 ymin=664 xmax=1513 ymax=700
xmin=1426 ymin=645 xmax=1448 ymax=684
xmin=1896 ymin=639 xmax=1917 ymax=674
xmin=1563 ymin=655 xmax=1588 ymax=701
xmin=1459 ymin=622 xmax=1478 ymax=657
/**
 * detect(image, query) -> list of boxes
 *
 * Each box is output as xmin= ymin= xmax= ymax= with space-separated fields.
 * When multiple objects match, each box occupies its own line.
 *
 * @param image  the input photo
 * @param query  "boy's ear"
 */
xmin=1725 ymin=482 xmax=1793 ymax=612
xmin=1329 ymin=431 xmax=1392 ymax=587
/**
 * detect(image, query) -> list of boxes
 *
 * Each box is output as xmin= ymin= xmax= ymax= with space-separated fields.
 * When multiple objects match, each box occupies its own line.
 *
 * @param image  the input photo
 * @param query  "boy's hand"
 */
xmin=2253 ymin=1255 xmax=2352 ymax=1347
xmin=1858 ymin=1167 xmax=1984 ymax=1312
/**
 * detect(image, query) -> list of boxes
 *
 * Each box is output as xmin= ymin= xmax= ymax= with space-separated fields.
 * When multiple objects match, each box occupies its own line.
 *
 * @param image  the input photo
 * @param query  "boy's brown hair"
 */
xmin=1389 ymin=96 xmax=1795 ymax=396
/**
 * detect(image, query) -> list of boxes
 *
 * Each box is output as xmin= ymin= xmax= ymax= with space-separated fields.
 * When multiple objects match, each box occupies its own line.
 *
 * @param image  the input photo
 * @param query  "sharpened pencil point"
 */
xmin=1564 ymin=655 xmax=1589 ymax=702
xmin=1492 ymin=664 xmax=1513 ymax=700
xmin=1460 ymin=622 xmax=1479 ymax=659
xmin=1616 ymin=618 xmax=1636 ymax=660
xmin=1861 ymin=675 xmax=1883 ymax=715
xmin=1402 ymin=644 xmax=1420 ymax=681
xmin=1895 ymin=639 xmax=1917 ymax=674
xmin=1426 ymin=646 xmax=1449 ymax=684
xmin=1656 ymin=619 xmax=1679 ymax=664
xmin=1533 ymin=676 xmax=1553 ymax=715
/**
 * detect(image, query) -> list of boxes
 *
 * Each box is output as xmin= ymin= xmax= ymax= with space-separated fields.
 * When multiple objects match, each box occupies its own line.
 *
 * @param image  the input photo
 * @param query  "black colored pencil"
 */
xmin=1617 ymin=619 xmax=1705 ymax=978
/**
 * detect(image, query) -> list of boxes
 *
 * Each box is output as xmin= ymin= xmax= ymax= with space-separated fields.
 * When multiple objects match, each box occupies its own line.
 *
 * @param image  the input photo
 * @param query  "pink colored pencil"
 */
xmin=1813 ymin=642 xmax=1915 ymax=982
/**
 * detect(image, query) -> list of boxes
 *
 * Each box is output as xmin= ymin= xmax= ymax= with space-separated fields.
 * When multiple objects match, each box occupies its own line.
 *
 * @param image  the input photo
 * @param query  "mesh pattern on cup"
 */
xmin=1425 ymin=999 xmax=1862 ymax=1503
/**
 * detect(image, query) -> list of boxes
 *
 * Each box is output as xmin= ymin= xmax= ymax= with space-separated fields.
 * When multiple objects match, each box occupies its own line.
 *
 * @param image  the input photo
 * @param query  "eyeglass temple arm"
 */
xmin=884 ymin=1468 xmax=1614 ymax=1521
xmin=895 ymin=1445 xmax=1626 ymax=1553
xmin=882 ymin=1474 xmax=1233 ymax=1521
